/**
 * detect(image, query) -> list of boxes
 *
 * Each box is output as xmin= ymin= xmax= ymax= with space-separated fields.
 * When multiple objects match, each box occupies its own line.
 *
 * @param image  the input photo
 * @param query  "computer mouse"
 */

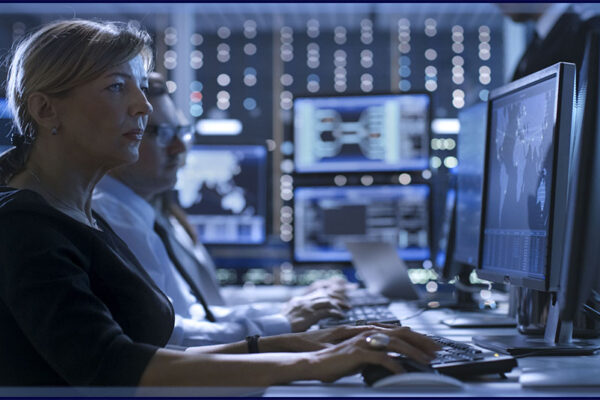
xmin=362 ymin=355 xmax=434 ymax=385
xmin=372 ymin=372 xmax=465 ymax=389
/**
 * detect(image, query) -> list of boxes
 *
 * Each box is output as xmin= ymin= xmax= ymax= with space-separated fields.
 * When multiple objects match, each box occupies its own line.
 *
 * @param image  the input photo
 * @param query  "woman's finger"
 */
xmin=391 ymin=328 xmax=441 ymax=355
xmin=357 ymin=328 xmax=439 ymax=363
xmin=386 ymin=336 xmax=435 ymax=365
xmin=359 ymin=348 xmax=405 ymax=375
xmin=369 ymin=326 xmax=440 ymax=355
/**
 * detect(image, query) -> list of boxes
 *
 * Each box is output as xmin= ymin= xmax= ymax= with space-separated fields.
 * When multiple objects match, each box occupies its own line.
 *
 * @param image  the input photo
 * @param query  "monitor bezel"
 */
xmin=433 ymin=185 xmax=459 ymax=282
xmin=477 ymin=62 xmax=575 ymax=292
xmin=291 ymin=91 xmax=432 ymax=174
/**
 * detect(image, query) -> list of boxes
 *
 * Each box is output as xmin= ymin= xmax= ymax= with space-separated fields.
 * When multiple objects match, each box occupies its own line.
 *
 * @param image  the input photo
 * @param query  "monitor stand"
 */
xmin=437 ymin=270 xmax=517 ymax=328
xmin=472 ymin=294 xmax=600 ymax=356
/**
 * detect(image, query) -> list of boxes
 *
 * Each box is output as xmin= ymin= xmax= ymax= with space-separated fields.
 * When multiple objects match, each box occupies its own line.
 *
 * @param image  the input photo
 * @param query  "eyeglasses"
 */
xmin=145 ymin=124 xmax=194 ymax=147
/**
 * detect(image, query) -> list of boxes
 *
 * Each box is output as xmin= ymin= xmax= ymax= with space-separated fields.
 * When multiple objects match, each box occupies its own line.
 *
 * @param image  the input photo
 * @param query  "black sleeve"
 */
xmin=0 ymin=212 xmax=159 ymax=386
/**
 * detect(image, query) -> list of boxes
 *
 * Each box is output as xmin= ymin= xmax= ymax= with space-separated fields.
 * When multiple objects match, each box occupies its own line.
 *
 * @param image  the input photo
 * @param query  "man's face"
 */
xmin=113 ymin=92 xmax=189 ymax=199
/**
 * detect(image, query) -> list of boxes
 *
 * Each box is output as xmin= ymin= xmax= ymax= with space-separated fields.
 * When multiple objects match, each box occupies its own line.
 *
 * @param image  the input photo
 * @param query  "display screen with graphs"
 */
xmin=294 ymin=185 xmax=430 ymax=262
xmin=294 ymin=94 xmax=430 ymax=173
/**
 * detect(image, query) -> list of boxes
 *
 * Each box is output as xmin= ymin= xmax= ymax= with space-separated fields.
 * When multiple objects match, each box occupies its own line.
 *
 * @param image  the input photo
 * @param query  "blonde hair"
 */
xmin=0 ymin=18 xmax=153 ymax=184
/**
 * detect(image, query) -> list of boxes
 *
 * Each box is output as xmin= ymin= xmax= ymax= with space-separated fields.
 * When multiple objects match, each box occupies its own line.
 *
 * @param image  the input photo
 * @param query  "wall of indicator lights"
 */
xmin=0 ymin=9 xmax=506 ymax=251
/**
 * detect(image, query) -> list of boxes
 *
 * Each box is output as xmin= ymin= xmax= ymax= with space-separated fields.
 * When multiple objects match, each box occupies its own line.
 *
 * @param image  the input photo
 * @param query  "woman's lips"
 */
xmin=123 ymin=130 xmax=144 ymax=141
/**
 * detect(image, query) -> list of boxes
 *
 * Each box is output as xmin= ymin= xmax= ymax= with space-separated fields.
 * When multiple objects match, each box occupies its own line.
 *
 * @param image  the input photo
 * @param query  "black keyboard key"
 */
xmin=318 ymin=305 xmax=400 ymax=328
xmin=347 ymin=290 xmax=391 ymax=307
xmin=433 ymin=354 xmax=517 ymax=378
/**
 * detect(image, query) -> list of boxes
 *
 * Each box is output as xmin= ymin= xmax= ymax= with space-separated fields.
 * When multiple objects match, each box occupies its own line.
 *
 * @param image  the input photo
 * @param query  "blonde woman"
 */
xmin=0 ymin=19 xmax=438 ymax=387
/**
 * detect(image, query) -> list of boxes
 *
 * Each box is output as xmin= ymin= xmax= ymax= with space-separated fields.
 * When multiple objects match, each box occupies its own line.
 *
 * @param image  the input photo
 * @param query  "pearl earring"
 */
xmin=51 ymin=127 xmax=58 ymax=135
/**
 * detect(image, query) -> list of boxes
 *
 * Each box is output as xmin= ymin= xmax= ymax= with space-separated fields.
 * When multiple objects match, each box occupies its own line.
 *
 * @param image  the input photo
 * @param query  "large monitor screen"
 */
xmin=0 ymin=98 xmax=13 ymax=153
xmin=454 ymin=102 xmax=487 ymax=268
xmin=472 ymin=64 xmax=597 ymax=357
xmin=480 ymin=66 xmax=572 ymax=289
xmin=294 ymin=185 xmax=430 ymax=262
xmin=175 ymin=145 xmax=266 ymax=244
xmin=294 ymin=94 xmax=430 ymax=173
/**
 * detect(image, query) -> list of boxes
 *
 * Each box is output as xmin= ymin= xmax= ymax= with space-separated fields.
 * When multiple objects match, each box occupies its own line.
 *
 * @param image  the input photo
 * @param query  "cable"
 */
xmin=583 ymin=303 xmax=600 ymax=321
xmin=511 ymin=350 xmax=560 ymax=359
xmin=453 ymin=279 xmax=492 ymax=293
xmin=400 ymin=308 xmax=428 ymax=321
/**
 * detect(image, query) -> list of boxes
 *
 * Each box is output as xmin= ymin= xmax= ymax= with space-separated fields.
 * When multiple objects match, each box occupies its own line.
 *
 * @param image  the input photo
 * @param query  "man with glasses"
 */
xmin=93 ymin=72 xmax=349 ymax=347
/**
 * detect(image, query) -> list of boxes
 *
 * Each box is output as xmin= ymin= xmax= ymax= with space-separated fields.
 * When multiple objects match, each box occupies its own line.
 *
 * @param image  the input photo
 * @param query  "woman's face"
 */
xmin=53 ymin=55 xmax=152 ymax=169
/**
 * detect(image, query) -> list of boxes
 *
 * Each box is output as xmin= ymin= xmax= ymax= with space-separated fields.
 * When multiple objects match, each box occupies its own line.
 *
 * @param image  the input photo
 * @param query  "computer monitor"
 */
xmin=293 ymin=185 xmax=430 ymax=263
xmin=478 ymin=62 xmax=573 ymax=291
xmin=454 ymin=102 xmax=488 ymax=270
xmin=435 ymin=104 xmax=520 ymax=321
xmin=557 ymin=30 xmax=600 ymax=331
xmin=473 ymin=62 xmax=598 ymax=355
xmin=293 ymin=93 xmax=430 ymax=173
xmin=432 ymin=184 xmax=488 ymax=313
xmin=435 ymin=104 xmax=488 ymax=312
xmin=434 ymin=187 xmax=456 ymax=280
xmin=175 ymin=145 xmax=267 ymax=244
xmin=0 ymin=98 xmax=13 ymax=153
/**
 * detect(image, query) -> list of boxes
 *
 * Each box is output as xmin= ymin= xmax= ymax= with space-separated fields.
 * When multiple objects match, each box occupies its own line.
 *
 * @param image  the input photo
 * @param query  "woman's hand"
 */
xmin=300 ymin=327 xmax=440 ymax=383
xmin=260 ymin=324 xmax=439 ymax=356
xmin=304 ymin=277 xmax=358 ymax=297
xmin=281 ymin=294 xmax=350 ymax=332
xmin=146 ymin=326 xmax=440 ymax=386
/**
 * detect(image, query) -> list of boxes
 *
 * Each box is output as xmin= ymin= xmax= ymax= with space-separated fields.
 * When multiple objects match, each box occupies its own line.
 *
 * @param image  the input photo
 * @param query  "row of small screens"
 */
xmin=175 ymin=93 xmax=432 ymax=248
xmin=175 ymin=146 xmax=432 ymax=253
xmin=170 ymin=62 xmax=569 ymax=297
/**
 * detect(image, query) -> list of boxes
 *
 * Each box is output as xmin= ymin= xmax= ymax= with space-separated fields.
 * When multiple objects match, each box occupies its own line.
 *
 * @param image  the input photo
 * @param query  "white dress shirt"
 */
xmin=92 ymin=176 xmax=291 ymax=346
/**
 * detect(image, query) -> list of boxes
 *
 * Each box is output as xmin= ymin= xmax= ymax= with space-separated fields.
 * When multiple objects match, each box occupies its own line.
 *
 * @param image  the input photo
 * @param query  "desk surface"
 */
xmin=264 ymin=299 xmax=600 ymax=397
xmin=2 ymin=288 xmax=598 ymax=397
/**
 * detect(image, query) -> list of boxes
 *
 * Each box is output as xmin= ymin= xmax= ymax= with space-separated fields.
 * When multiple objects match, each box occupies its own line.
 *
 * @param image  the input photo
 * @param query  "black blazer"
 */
xmin=0 ymin=188 xmax=174 ymax=386
xmin=513 ymin=10 xmax=600 ymax=81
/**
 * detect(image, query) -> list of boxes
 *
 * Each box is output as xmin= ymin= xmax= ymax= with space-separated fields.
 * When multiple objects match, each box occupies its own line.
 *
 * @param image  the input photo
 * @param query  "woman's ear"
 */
xmin=27 ymin=92 xmax=59 ymax=133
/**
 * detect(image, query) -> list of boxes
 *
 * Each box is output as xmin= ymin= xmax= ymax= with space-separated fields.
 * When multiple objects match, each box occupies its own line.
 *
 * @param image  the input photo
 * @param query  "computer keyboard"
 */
xmin=346 ymin=289 xmax=391 ymax=307
xmin=318 ymin=305 xmax=400 ymax=328
xmin=362 ymin=334 xmax=517 ymax=385
xmin=426 ymin=334 xmax=517 ymax=376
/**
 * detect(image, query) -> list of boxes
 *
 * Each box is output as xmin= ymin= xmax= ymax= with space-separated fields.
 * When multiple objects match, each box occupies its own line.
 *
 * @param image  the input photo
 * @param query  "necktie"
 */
xmin=154 ymin=219 xmax=217 ymax=322
xmin=514 ymin=32 xmax=543 ymax=81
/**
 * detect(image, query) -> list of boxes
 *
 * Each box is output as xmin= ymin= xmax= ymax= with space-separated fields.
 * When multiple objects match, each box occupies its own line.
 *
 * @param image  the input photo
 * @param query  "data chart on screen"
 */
xmin=294 ymin=94 xmax=430 ymax=173
xmin=294 ymin=185 xmax=430 ymax=262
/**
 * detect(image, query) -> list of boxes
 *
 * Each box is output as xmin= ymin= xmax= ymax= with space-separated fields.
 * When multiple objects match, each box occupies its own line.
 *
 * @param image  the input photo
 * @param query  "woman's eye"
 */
xmin=141 ymin=86 xmax=149 ymax=96
xmin=107 ymin=83 xmax=124 ymax=92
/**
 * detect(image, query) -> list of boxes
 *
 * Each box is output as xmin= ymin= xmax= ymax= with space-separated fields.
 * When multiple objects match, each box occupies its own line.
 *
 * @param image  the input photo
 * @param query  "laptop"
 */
xmin=317 ymin=241 xmax=420 ymax=328
xmin=345 ymin=241 xmax=421 ymax=301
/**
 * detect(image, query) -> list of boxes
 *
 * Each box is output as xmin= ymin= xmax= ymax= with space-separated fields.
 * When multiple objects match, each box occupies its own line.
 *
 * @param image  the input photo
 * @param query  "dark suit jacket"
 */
xmin=513 ymin=10 xmax=600 ymax=81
